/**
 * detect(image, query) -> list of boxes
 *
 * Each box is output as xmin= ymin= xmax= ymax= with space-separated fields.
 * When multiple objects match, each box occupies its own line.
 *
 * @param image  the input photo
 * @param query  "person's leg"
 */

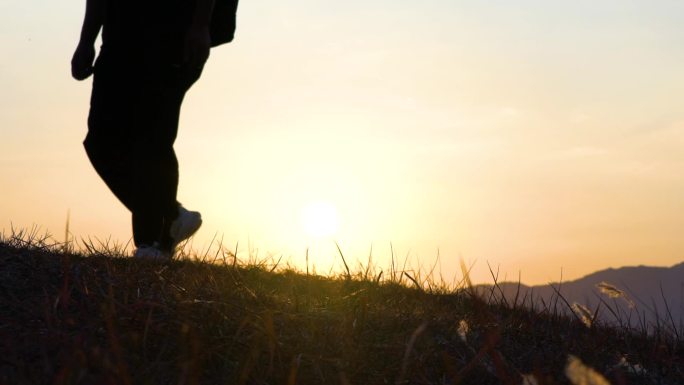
xmin=131 ymin=65 xmax=203 ymax=251
xmin=83 ymin=58 xmax=177 ymax=249
xmin=129 ymin=96 xmax=180 ymax=248
xmin=85 ymin=59 xmax=203 ymax=252
xmin=83 ymin=59 xmax=138 ymax=216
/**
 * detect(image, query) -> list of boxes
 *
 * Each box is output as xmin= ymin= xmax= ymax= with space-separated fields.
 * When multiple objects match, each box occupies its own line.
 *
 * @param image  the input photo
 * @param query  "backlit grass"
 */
xmin=0 ymin=229 xmax=681 ymax=384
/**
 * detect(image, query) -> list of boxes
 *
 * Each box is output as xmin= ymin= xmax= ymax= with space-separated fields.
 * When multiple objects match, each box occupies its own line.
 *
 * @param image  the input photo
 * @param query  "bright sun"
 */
xmin=301 ymin=201 xmax=339 ymax=238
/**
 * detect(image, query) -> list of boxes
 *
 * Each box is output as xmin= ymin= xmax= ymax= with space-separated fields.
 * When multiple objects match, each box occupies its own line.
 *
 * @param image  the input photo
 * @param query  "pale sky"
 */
xmin=2 ymin=0 xmax=684 ymax=285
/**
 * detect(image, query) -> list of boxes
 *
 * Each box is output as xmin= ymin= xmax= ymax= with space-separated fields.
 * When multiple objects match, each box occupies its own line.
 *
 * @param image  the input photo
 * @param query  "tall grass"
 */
xmin=0 ymin=228 xmax=682 ymax=384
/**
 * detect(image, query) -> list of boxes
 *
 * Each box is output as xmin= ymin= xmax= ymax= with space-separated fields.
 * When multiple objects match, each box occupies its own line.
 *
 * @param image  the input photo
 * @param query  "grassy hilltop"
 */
xmin=0 ymin=232 xmax=682 ymax=385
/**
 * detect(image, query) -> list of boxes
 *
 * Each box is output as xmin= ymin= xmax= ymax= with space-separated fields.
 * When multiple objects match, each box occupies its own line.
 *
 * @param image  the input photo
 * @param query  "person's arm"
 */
xmin=184 ymin=0 xmax=215 ymax=68
xmin=71 ymin=0 xmax=105 ymax=80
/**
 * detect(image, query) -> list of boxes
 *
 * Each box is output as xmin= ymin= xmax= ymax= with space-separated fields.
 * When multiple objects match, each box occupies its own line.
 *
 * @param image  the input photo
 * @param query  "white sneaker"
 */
xmin=169 ymin=205 xmax=202 ymax=252
xmin=134 ymin=243 xmax=170 ymax=261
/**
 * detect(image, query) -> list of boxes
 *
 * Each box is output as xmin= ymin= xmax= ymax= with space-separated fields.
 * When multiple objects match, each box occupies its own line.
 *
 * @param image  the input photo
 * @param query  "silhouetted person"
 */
xmin=72 ymin=0 xmax=236 ymax=259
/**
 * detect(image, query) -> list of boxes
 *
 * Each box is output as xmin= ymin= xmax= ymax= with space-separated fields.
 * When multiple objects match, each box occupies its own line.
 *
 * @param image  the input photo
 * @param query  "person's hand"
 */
xmin=183 ymin=25 xmax=211 ymax=69
xmin=71 ymin=42 xmax=95 ymax=80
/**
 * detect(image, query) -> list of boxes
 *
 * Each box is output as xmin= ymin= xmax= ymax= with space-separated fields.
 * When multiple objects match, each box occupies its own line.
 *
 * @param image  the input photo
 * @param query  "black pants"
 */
xmin=83 ymin=54 xmax=202 ymax=250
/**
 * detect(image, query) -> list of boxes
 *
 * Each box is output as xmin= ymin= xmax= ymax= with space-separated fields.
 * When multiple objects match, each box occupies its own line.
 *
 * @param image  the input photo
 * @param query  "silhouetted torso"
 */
xmin=100 ymin=0 xmax=194 ymax=66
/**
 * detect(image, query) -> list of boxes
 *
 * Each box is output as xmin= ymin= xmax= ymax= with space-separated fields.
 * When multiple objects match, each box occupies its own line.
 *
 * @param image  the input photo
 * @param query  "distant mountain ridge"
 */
xmin=475 ymin=262 xmax=684 ymax=332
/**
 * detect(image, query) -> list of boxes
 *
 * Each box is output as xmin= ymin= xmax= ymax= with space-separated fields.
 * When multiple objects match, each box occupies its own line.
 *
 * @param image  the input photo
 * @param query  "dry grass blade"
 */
xmin=396 ymin=322 xmax=428 ymax=385
xmin=596 ymin=282 xmax=625 ymax=299
xmin=403 ymin=271 xmax=422 ymax=291
xmin=548 ymin=283 xmax=585 ymax=325
xmin=459 ymin=256 xmax=473 ymax=291
xmin=565 ymin=355 xmax=611 ymax=385
xmin=335 ymin=241 xmax=351 ymax=280
xmin=457 ymin=319 xmax=470 ymax=343
xmin=571 ymin=302 xmax=594 ymax=328
xmin=659 ymin=283 xmax=681 ymax=341
xmin=62 ymin=210 xmax=72 ymax=253
xmin=521 ymin=374 xmax=539 ymax=385
xmin=596 ymin=281 xmax=636 ymax=314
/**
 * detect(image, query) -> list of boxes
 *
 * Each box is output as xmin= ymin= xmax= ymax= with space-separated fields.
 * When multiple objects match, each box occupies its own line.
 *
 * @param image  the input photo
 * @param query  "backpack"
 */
xmin=210 ymin=0 xmax=239 ymax=47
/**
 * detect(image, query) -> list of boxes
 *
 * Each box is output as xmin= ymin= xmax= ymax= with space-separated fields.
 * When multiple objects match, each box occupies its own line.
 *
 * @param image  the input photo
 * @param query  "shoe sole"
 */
xmin=134 ymin=247 xmax=171 ymax=261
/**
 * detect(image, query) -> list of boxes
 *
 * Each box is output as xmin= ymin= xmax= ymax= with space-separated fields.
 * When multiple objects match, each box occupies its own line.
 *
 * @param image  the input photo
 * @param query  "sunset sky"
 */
xmin=2 ymin=0 xmax=684 ymax=285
